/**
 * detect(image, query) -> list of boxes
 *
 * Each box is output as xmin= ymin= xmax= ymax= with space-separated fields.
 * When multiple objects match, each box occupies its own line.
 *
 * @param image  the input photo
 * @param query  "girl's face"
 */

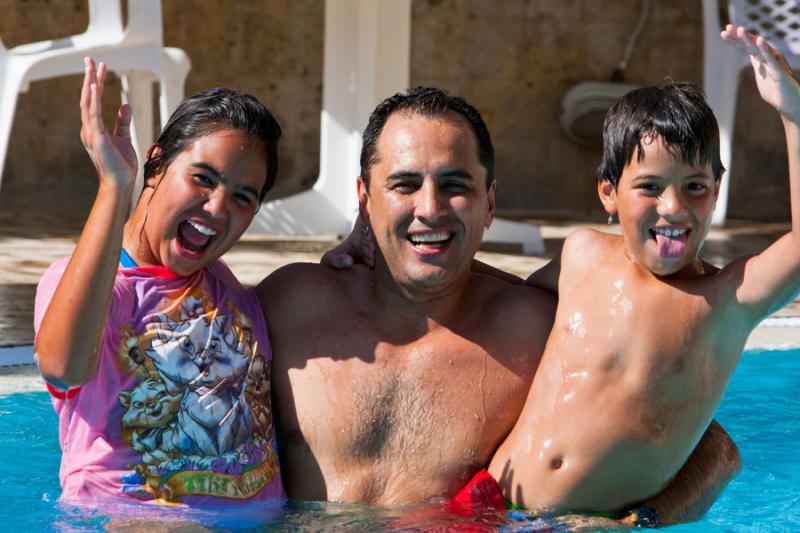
xmin=128 ymin=129 xmax=267 ymax=276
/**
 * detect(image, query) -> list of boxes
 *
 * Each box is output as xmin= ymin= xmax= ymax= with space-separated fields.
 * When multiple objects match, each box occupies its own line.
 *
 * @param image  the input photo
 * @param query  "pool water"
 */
xmin=1 ymin=349 xmax=798 ymax=532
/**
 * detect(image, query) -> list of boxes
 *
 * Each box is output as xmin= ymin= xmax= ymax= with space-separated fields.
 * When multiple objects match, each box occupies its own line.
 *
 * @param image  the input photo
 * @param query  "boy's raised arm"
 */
xmin=723 ymin=26 xmax=800 ymax=321
xmin=35 ymin=58 xmax=138 ymax=389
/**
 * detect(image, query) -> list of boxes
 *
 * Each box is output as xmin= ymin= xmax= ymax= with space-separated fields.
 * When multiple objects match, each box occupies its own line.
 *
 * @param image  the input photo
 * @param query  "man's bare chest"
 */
xmin=287 ymin=338 xmax=530 ymax=467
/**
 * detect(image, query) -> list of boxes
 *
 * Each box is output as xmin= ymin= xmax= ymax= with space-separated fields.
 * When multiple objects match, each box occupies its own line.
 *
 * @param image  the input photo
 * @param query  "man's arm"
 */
xmin=633 ymin=420 xmax=742 ymax=526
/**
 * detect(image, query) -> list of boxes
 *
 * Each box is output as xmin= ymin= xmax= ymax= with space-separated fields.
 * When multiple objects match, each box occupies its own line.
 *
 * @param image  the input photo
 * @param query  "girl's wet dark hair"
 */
xmin=143 ymin=87 xmax=282 ymax=202
xmin=359 ymin=86 xmax=494 ymax=191
xmin=597 ymin=82 xmax=724 ymax=187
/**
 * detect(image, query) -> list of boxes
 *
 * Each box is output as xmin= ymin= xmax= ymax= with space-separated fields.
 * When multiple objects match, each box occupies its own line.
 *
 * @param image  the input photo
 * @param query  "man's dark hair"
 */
xmin=597 ymin=82 xmax=724 ymax=187
xmin=360 ymin=87 xmax=494 ymax=190
xmin=143 ymin=87 xmax=282 ymax=202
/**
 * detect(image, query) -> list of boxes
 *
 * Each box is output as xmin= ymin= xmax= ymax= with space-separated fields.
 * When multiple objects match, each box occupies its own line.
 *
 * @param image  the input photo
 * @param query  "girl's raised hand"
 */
xmin=721 ymin=24 xmax=800 ymax=121
xmin=79 ymin=57 xmax=138 ymax=189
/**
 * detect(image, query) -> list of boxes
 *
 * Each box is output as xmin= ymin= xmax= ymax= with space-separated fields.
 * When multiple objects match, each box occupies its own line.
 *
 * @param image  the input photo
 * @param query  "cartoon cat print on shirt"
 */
xmin=115 ymin=289 xmax=277 ymax=500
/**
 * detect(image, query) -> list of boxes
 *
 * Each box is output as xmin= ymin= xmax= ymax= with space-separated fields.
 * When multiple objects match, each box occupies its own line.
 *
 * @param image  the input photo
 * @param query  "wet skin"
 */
xmin=487 ymin=134 xmax=796 ymax=512
xmin=124 ymin=129 xmax=267 ymax=276
xmin=257 ymin=112 xmax=555 ymax=503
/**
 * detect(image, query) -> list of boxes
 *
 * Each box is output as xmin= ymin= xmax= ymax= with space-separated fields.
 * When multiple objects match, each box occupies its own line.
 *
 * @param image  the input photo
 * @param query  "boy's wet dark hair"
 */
xmin=360 ymin=86 xmax=494 ymax=191
xmin=143 ymin=87 xmax=282 ymax=202
xmin=597 ymin=82 xmax=724 ymax=187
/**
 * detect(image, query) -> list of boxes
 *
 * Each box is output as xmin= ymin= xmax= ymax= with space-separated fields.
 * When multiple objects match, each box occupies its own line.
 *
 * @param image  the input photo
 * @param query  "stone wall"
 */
xmin=0 ymin=0 xmax=789 ymax=222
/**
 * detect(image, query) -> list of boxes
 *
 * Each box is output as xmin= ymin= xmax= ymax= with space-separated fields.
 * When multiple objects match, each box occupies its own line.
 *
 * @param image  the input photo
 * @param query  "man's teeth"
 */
xmin=652 ymin=227 xmax=688 ymax=238
xmin=188 ymin=220 xmax=217 ymax=236
xmin=409 ymin=232 xmax=451 ymax=244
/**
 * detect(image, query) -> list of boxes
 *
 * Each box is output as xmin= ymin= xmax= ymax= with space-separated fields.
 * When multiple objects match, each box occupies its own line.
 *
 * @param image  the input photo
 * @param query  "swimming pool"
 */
xmin=1 ymin=348 xmax=797 ymax=531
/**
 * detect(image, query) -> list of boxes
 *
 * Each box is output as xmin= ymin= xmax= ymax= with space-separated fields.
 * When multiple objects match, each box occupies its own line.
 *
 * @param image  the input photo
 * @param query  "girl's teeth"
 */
xmin=188 ymin=220 xmax=217 ymax=236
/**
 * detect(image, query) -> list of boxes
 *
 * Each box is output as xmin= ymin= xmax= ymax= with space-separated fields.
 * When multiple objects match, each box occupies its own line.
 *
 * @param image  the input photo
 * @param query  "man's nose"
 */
xmin=415 ymin=180 xmax=446 ymax=221
xmin=656 ymin=187 xmax=688 ymax=219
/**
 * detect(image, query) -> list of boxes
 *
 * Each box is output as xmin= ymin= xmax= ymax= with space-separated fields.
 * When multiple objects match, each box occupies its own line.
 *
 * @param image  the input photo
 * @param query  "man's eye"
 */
xmin=393 ymin=182 xmax=418 ymax=192
xmin=442 ymin=181 xmax=468 ymax=192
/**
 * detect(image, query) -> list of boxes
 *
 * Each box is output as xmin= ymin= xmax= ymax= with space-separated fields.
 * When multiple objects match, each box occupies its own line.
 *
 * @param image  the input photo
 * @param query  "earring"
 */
xmin=608 ymin=214 xmax=614 ymax=225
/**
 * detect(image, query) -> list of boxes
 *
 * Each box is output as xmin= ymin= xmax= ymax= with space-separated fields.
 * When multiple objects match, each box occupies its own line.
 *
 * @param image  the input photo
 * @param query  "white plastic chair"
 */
xmin=703 ymin=0 xmax=800 ymax=224
xmin=0 ymin=0 xmax=191 ymax=202
xmin=250 ymin=0 xmax=543 ymax=254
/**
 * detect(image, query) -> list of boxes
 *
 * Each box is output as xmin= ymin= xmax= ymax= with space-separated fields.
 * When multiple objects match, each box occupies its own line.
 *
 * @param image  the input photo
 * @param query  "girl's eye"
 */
xmin=234 ymin=192 xmax=257 ymax=208
xmin=193 ymin=174 xmax=214 ymax=187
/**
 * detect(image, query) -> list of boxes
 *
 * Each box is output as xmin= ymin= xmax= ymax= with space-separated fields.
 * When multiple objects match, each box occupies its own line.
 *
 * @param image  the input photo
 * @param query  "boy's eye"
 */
xmin=685 ymin=182 xmax=709 ymax=194
xmin=637 ymin=183 xmax=661 ymax=195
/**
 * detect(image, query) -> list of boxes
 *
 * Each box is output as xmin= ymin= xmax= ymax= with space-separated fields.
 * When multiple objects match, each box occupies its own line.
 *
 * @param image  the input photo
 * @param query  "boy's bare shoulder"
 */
xmin=560 ymin=227 xmax=619 ymax=269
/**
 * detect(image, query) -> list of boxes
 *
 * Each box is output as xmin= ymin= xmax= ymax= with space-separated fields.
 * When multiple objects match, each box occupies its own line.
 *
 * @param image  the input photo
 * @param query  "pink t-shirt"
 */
xmin=34 ymin=257 xmax=284 ymax=506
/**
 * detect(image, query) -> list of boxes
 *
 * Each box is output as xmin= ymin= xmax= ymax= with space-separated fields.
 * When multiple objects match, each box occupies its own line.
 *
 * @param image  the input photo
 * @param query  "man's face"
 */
xmin=359 ymin=111 xmax=495 ymax=293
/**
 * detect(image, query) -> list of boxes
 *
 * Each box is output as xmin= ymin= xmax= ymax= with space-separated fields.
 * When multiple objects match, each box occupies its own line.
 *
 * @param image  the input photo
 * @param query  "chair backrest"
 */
xmin=126 ymin=0 xmax=163 ymax=42
xmin=86 ymin=0 xmax=124 ymax=37
xmin=729 ymin=0 xmax=800 ymax=57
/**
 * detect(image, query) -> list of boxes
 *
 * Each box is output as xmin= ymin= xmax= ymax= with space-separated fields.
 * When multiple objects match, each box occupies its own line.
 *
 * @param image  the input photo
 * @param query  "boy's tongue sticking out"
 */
xmin=652 ymin=227 xmax=688 ymax=259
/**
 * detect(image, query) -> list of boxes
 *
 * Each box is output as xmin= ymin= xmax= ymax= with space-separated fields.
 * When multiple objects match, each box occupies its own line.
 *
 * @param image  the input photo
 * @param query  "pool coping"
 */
xmin=3 ymin=317 xmax=799 ymax=395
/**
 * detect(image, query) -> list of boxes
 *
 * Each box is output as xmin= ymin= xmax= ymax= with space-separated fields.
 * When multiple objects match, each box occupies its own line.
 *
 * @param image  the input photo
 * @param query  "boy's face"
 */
xmin=598 ymin=135 xmax=718 ymax=276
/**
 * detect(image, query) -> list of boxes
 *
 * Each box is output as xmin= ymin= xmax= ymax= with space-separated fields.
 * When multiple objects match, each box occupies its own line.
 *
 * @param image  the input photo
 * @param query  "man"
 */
xmin=256 ymin=88 xmax=738 ymax=521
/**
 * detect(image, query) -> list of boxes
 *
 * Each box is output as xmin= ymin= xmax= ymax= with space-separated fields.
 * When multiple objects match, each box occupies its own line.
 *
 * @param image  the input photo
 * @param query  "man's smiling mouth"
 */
xmin=407 ymin=231 xmax=454 ymax=252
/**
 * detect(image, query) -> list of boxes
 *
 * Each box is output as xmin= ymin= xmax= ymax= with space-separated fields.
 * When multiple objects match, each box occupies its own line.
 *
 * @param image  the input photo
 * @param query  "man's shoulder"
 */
xmin=471 ymin=273 xmax=556 ymax=329
xmin=256 ymin=262 xmax=368 ymax=312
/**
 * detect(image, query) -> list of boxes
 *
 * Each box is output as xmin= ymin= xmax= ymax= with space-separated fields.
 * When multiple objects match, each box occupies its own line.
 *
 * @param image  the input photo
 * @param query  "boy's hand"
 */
xmin=320 ymin=212 xmax=376 ymax=269
xmin=722 ymin=24 xmax=800 ymax=121
xmin=79 ymin=57 xmax=138 ymax=190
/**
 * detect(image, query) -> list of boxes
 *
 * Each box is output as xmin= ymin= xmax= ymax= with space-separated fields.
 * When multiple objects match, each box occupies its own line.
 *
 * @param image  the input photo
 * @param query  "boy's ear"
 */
xmin=597 ymin=179 xmax=618 ymax=215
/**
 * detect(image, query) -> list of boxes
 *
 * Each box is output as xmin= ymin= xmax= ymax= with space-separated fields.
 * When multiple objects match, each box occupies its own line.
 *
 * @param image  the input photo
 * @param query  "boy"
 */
xmin=486 ymin=25 xmax=800 ymax=521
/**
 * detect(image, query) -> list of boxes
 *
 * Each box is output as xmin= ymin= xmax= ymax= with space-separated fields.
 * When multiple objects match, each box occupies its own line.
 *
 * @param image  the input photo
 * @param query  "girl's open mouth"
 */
xmin=176 ymin=220 xmax=217 ymax=256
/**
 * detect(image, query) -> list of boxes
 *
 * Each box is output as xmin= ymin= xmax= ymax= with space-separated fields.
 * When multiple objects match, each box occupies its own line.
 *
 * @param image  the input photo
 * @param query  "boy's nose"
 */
xmin=656 ymin=188 xmax=688 ymax=219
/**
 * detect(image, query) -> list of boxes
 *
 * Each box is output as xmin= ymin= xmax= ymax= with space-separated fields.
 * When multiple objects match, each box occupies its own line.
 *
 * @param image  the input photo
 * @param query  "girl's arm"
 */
xmin=35 ymin=58 xmax=138 ymax=389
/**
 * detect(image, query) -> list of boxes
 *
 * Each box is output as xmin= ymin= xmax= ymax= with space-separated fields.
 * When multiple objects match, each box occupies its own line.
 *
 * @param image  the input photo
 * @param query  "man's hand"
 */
xmin=320 ymin=212 xmax=376 ymax=269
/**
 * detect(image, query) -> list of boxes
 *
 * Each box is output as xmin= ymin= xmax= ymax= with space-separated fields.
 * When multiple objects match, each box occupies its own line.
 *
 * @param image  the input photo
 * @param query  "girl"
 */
xmin=34 ymin=58 xmax=284 ymax=505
